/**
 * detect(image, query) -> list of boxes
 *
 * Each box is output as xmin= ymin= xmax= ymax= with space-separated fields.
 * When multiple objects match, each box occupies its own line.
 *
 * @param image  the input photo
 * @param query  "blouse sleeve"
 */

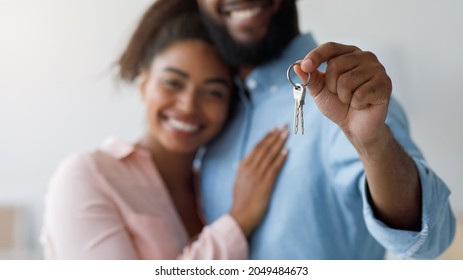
xmin=178 ymin=214 xmax=249 ymax=259
xmin=41 ymin=152 xmax=139 ymax=259
xmin=42 ymin=153 xmax=248 ymax=260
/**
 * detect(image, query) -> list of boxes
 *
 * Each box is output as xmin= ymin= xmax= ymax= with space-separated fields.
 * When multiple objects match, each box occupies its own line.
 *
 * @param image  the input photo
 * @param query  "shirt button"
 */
xmin=270 ymin=85 xmax=278 ymax=93
xmin=246 ymin=79 xmax=257 ymax=90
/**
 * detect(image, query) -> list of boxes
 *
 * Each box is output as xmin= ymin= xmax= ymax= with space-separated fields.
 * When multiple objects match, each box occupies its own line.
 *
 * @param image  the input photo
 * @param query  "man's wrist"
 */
xmin=348 ymin=124 xmax=393 ymax=161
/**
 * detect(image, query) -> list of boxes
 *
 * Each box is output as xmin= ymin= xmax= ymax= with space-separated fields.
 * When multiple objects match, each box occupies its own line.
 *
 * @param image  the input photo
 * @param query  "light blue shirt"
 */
xmin=199 ymin=33 xmax=455 ymax=259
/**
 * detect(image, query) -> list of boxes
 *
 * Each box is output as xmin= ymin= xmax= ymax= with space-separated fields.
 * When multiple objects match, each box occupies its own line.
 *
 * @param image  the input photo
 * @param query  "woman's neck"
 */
xmin=136 ymin=135 xmax=196 ymax=191
xmin=136 ymin=134 xmax=203 ymax=237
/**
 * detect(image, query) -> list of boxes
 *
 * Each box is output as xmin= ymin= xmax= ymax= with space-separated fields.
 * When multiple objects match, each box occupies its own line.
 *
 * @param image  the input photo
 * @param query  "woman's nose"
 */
xmin=176 ymin=88 xmax=198 ymax=114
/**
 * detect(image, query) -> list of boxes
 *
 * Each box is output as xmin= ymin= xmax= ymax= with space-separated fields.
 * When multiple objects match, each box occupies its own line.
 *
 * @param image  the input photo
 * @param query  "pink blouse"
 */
xmin=40 ymin=137 xmax=248 ymax=259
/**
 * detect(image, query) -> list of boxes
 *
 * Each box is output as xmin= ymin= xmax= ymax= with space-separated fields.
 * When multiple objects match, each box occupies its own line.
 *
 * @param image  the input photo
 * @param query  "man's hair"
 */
xmin=199 ymin=0 xmax=299 ymax=67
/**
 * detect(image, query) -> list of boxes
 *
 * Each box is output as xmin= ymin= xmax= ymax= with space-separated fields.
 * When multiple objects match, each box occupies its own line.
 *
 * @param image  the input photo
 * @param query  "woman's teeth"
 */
xmin=167 ymin=118 xmax=199 ymax=133
xmin=229 ymin=7 xmax=262 ymax=20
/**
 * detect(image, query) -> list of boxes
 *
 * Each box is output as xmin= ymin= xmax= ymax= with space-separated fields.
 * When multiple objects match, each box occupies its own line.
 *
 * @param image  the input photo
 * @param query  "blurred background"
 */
xmin=0 ymin=0 xmax=462 ymax=259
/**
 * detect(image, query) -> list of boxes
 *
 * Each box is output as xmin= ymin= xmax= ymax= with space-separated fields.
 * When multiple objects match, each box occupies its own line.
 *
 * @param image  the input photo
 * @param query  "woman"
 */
xmin=40 ymin=0 xmax=289 ymax=259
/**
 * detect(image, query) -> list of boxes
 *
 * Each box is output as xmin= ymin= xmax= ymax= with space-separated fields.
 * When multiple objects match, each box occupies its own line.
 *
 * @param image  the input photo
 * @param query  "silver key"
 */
xmin=293 ymin=84 xmax=306 ymax=134
xmin=293 ymin=97 xmax=299 ymax=134
xmin=287 ymin=61 xmax=310 ymax=136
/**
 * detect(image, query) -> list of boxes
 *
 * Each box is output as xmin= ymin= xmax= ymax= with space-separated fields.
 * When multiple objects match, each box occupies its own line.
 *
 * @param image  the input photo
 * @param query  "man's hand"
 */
xmin=294 ymin=42 xmax=392 ymax=148
xmin=295 ymin=42 xmax=422 ymax=231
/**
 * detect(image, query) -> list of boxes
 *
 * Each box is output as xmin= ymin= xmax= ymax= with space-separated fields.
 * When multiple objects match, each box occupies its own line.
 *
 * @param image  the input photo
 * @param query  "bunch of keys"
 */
xmin=287 ymin=61 xmax=311 ymax=135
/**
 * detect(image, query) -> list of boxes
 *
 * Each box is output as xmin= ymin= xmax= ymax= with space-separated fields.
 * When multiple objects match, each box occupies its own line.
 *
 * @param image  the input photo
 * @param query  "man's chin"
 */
xmin=232 ymin=33 xmax=265 ymax=47
xmin=199 ymin=0 xmax=297 ymax=67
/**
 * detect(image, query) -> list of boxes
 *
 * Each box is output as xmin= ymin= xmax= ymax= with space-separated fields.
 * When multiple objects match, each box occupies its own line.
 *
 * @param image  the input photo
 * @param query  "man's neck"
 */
xmin=237 ymin=31 xmax=301 ymax=81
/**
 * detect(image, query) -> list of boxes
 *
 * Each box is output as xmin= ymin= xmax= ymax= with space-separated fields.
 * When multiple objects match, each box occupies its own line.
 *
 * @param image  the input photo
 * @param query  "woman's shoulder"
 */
xmin=54 ymin=137 xmax=136 ymax=177
xmin=46 ymin=147 xmax=125 ymax=203
xmin=50 ymin=150 xmax=101 ymax=186
xmin=48 ymin=137 xmax=144 ymax=200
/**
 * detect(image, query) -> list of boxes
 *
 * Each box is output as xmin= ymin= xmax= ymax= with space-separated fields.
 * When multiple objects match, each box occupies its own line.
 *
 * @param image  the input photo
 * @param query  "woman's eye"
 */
xmin=204 ymin=89 xmax=227 ymax=99
xmin=163 ymin=79 xmax=183 ymax=89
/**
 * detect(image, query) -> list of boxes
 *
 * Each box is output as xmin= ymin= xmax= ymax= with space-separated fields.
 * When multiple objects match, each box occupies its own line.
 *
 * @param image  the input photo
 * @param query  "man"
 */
xmin=194 ymin=0 xmax=455 ymax=259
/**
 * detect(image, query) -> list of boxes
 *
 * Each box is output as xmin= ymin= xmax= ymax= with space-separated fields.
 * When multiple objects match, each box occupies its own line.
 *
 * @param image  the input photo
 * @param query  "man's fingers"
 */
xmin=293 ymin=64 xmax=309 ymax=85
xmin=295 ymin=42 xmax=361 ymax=98
xmin=335 ymin=65 xmax=374 ymax=105
xmin=294 ymin=64 xmax=325 ymax=98
xmin=324 ymin=52 xmax=363 ymax=95
xmin=301 ymin=42 xmax=360 ymax=73
xmin=350 ymin=77 xmax=391 ymax=110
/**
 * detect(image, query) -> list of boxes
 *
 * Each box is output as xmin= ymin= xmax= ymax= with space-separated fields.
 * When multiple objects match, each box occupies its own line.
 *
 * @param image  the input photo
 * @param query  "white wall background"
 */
xmin=0 ymin=0 xmax=462 ymax=258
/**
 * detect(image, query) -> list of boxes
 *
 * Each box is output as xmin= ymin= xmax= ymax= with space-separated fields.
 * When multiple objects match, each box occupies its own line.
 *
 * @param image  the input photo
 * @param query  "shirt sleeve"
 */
xmin=178 ymin=214 xmax=249 ymax=259
xmin=359 ymin=98 xmax=456 ymax=259
xmin=41 ymin=152 xmax=139 ymax=259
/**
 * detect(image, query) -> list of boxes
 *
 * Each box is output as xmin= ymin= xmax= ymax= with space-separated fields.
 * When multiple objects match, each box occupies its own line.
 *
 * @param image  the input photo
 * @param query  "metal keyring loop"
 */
xmin=287 ymin=60 xmax=311 ymax=88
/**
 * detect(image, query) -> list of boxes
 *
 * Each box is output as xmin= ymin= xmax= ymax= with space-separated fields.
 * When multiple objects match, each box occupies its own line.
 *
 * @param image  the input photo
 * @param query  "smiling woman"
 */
xmin=39 ymin=0 xmax=289 ymax=259
xmin=137 ymin=40 xmax=232 ymax=155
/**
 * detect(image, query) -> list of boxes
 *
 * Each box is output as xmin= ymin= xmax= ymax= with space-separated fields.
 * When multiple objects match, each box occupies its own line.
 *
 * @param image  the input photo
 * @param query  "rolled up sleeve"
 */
xmin=361 ymin=150 xmax=456 ymax=259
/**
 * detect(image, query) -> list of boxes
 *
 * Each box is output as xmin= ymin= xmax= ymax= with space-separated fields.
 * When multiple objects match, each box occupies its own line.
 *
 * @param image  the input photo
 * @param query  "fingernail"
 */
xmin=281 ymin=148 xmax=289 ymax=155
xmin=301 ymin=59 xmax=313 ymax=72
xmin=280 ymin=129 xmax=289 ymax=139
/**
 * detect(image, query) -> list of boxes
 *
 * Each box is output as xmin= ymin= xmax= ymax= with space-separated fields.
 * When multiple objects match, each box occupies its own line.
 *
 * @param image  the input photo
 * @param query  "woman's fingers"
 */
xmin=243 ymin=128 xmax=279 ymax=166
xmin=230 ymin=125 xmax=290 ymax=236
xmin=244 ymin=125 xmax=288 ymax=171
xmin=256 ymin=127 xmax=289 ymax=174
xmin=263 ymin=147 xmax=288 ymax=183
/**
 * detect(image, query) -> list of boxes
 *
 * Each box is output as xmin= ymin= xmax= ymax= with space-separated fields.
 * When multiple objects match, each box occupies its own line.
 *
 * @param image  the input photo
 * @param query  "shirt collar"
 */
xmin=99 ymin=136 xmax=136 ymax=160
xmin=266 ymin=32 xmax=317 ymax=73
xmin=243 ymin=33 xmax=318 ymax=96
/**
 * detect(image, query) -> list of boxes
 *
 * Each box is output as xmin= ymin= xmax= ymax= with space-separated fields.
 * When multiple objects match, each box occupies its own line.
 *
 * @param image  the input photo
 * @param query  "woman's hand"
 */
xmin=230 ymin=126 xmax=289 ymax=236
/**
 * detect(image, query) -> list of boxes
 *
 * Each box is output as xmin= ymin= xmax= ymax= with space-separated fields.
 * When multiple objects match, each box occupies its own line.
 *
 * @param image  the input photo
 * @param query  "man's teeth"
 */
xmin=230 ymin=7 xmax=262 ymax=20
xmin=167 ymin=118 xmax=199 ymax=133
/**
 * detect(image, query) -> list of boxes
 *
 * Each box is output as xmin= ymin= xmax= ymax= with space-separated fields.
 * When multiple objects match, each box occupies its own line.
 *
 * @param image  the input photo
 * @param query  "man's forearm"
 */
xmin=352 ymin=124 xmax=422 ymax=231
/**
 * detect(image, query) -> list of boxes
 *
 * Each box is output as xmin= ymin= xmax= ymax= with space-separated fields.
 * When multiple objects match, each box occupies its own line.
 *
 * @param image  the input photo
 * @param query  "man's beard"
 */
xmin=199 ymin=1 xmax=298 ymax=68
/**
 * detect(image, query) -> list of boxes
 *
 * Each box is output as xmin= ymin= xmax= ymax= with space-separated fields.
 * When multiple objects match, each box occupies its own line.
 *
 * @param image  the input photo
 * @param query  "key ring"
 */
xmin=287 ymin=60 xmax=310 ymax=88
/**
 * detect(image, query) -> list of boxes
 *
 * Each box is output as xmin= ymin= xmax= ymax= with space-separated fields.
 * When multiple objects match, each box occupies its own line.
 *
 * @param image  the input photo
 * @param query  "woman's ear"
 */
xmin=138 ymin=69 xmax=149 ymax=100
